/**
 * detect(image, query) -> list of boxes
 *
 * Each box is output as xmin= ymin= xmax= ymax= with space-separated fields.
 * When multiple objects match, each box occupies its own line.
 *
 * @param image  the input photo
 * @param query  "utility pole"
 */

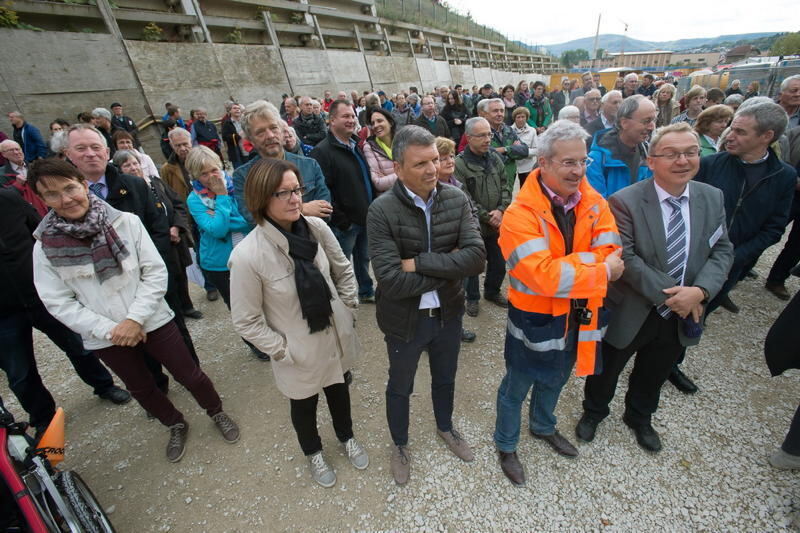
xmin=591 ymin=13 xmax=601 ymax=69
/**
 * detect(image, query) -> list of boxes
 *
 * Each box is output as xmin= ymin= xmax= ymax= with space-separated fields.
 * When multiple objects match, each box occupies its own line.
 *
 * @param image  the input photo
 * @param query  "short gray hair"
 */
xmin=558 ymin=105 xmax=580 ymax=121
xmin=241 ymin=100 xmax=281 ymax=138
xmin=537 ymin=120 xmax=589 ymax=159
xmin=601 ymin=89 xmax=622 ymax=104
xmin=723 ymin=94 xmax=744 ymax=106
xmin=464 ymin=117 xmax=489 ymax=136
xmin=112 ymin=149 xmax=140 ymax=168
xmin=649 ymin=122 xmax=699 ymax=153
xmin=735 ymin=99 xmax=789 ymax=142
xmin=91 ymin=107 xmax=112 ymax=121
xmin=781 ymin=74 xmax=800 ymax=91
xmin=67 ymin=124 xmax=107 ymax=147
xmin=392 ymin=125 xmax=435 ymax=165
xmin=168 ymin=127 xmax=192 ymax=143
xmin=624 ymin=72 xmax=638 ymax=82
xmin=476 ymin=98 xmax=502 ymax=115
xmin=616 ymin=94 xmax=649 ymax=127
xmin=49 ymin=131 xmax=68 ymax=154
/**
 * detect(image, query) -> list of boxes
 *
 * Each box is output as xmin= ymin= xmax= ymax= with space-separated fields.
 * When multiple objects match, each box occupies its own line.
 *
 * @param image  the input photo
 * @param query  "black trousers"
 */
xmin=482 ymin=230 xmax=506 ymax=297
xmin=768 ymin=197 xmax=800 ymax=285
xmin=385 ymin=314 xmax=461 ymax=446
xmin=203 ymin=269 xmax=266 ymax=356
xmin=584 ymin=310 xmax=683 ymax=426
xmin=0 ymin=303 xmax=116 ymax=429
xmin=290 ymin=380 xmax=353 ymax=456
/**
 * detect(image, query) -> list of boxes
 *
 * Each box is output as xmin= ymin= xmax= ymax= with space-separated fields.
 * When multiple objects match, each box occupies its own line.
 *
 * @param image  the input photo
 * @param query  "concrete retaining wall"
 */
xmin=0 ymin=28 xmax=546 ymax=161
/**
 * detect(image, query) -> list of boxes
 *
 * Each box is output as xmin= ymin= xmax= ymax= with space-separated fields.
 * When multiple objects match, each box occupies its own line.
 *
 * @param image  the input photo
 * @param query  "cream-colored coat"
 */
xmin=228 ymin=216 xmax=359 ymax=400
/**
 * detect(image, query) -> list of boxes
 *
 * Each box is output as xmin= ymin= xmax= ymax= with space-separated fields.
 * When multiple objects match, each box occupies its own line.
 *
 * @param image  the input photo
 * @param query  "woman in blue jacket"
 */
xmin=186 ymin=146 xmax=269 ymax=360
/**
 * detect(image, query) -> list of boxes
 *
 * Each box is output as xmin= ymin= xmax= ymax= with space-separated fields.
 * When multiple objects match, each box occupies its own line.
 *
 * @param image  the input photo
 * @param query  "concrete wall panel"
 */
xmin=473 ymin=68 xmax=493 ymax=87
xmin=449 ymin=64 xmax=475 ymax=87
xmin=365 ymin=55 xmax=398 ymax=86
xmin=327 ymin=50 xmax=370 ymax=86
xmin=392 ymin=57 xmax=420 ymax=93
xmin=433 ymin=60 xmax=452 ymax=88
xmin=213 ymin=44 xmax=291 ymax=104
xmin=282 ymin=48 xmax=335 ymax=96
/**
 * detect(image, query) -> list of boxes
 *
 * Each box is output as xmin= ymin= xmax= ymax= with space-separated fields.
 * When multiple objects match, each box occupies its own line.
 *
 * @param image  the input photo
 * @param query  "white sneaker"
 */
xmin=769 ymin=448 xmax=800 ymax=470
xmin=308 ymin=451 xmax=336 ymax=487
xmin=344 ymin=438 xmax=369 ymax=470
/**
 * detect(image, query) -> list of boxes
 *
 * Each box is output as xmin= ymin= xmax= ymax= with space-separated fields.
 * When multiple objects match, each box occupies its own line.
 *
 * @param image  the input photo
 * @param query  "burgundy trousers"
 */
xmin=95 ymin=320 xmax=222 ymax=426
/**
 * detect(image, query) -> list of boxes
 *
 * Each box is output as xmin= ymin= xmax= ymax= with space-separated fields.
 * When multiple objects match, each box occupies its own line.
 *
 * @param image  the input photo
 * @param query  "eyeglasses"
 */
xmin=467 ymin=133 xmax=492 ymax=139
xmin=586 ymin=97 xmax=601 ymax=102
xmin=650 ymin=149 xmax=701 ymax=161
xmin=553 ymin=157 xmax=593 ymax=169
xmin=41 ymin=183 xmax=85 ymax=203
xmin=272 ymin=186 xmax=306 ymax=201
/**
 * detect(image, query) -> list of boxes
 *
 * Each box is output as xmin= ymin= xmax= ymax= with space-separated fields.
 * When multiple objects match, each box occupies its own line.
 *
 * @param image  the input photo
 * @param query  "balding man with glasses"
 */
xmin=576 ymin=123 xmax=733 ymax=453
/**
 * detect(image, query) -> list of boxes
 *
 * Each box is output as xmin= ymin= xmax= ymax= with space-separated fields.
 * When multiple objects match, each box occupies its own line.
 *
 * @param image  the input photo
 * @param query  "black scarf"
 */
xmin=268 ymin=216 xmax=333 ymax=333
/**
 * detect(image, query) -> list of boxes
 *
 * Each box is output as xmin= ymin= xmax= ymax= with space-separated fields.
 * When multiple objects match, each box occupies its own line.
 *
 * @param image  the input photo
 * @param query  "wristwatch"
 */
xmin=696 ymin=286 xmax=710 ymax=304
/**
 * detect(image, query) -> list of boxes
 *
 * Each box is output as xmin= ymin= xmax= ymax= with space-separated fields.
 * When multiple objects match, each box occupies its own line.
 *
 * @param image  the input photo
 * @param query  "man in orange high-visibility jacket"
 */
xmin=493 ymin=120 xmax=624 ymax=486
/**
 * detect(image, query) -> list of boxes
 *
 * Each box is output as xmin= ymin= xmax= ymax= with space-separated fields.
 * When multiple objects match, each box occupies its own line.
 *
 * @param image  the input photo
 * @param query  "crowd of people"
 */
xmin=1 ymin=71 xmax=800 ymax=496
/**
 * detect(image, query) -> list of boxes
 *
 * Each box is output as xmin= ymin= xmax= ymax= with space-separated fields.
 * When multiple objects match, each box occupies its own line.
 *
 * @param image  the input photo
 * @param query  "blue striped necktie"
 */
xmin=89 ymin=181 xmax=104 ymax=199
xmin=657 ymin=197 xmax=686 ymax=318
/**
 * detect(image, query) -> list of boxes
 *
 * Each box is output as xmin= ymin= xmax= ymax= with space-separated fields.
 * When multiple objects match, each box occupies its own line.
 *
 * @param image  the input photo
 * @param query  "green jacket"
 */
xmin=699 ymin=135 xmax=717 ymax=157
xmin=491 ymin=124 xmax=529 ymax=193
xmin=454 ymin=149 xmax=511 ymax=231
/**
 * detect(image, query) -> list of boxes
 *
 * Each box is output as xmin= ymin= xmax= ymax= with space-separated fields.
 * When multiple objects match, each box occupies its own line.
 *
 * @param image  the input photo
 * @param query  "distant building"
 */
xmin=725 ymin=45 xmax=761 ymax=63
xmin=577 ymin=51 xmax=672 ymax=70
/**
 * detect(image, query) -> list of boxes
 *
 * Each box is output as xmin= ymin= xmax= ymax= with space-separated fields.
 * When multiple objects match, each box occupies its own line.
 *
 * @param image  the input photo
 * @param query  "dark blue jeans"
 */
xmin=0 ymin=304 xmax=116 ymax=429
xmin=385 ymin=314 xmax=462 ymax=446
xmin=332 ymin=223 xmax=374 ymax=298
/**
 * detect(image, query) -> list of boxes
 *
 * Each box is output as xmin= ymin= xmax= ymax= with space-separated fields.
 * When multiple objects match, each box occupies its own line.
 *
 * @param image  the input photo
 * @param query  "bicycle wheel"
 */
xmin=58 ymin=471 xmax=116 ymax=533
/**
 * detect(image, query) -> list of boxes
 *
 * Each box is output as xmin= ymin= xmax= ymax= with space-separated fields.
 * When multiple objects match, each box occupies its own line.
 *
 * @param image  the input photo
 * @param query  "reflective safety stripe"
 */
xmin=506 ymin=237 xmax=548 ymax=270
xmin=506 ymin=317 xmax=566 ymax=352
xmin=555 ymin=263 xmax=576 ymax=298
xmin=508 ymin=275 xmax=539 ymax=296
xmin=537 ymin=215 xmax=550 ymax=248
xmin=591 ymin=231 xmax=622 ymax=248
xmin=578 ymin=326 xmax=608 ymax=342
xmin=590 ymin=204 xmax=600 ymax=214
xmin=577 ymin=252 xmax=596 ymax=264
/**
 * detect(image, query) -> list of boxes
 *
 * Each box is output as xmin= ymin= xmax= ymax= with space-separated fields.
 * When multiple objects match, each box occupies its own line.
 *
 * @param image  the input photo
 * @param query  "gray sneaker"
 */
xmin=166 ymin=421 xmax=188 ymax=463
xmin=769 ymin=448 xmax=800 ymax=470
xmin=343 ymin=438 xmax=369 ymax=470
xmin=390 ymin=445 xmax=411 ymax=485
xmin=308 ymin=451 xmax=336 ymax=488
xmin=211 ymin=412 xmax=240 ymax=443
xmin=437 ymin=428 xmax=474 ymax=462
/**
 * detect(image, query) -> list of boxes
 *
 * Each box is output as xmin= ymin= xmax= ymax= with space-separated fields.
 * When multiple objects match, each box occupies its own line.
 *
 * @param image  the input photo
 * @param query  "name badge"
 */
xmin=709 ymin=224 xmax=723 ymax=248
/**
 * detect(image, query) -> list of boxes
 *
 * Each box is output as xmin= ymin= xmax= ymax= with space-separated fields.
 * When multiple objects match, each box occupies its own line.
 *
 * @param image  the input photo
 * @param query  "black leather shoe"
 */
xmin=623 ymin=416 xmax=662 ymax=452
xmin=484 ymin=293 xmax=509 ymax=308
xmin=791 ymin=265 xmax=800 ymax=278
xmin=575 ymin=413 xmax=600 ymax=442
xmin=461 ymin=329 xmax=476 ymax=343
xmin=182 ymin=308 xmax=204 ymax=319
xmin=531 ymin=429 xmax=579 ymax=457
xmin=765 ymin=281 xmax=791 ymax=301
xmin=498 ymin=450 xmax=525 ymax=486
xmin=719 ymin=294 xmax=739 ymax=314
xmin=466 ymin=300 xmax=479 ymax=317
xmin=206 ymin=289 xmax=220 ymax=302
xmin=98 ymin=386 xmax=132 ymax=405
xmin=668 ymin=368 xmax=698 ymax=394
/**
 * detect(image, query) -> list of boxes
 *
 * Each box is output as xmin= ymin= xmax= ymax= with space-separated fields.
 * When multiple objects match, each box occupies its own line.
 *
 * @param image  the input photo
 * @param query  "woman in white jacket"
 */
xmin=229 ymin=158 xmax=368 ymax=488
xmin=510 ymin=107 xmax=538 ymax=188
xmin=29 ymin=158 xmax=239 ymax=463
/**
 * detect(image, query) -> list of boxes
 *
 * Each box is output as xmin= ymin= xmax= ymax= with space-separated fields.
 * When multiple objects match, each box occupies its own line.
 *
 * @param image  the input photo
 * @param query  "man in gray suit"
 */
xmin=575 ymin=123 xmax=734 ymax=452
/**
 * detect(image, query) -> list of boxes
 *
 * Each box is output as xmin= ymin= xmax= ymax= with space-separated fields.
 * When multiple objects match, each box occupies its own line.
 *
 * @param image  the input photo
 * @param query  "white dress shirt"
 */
xmin=403 ymin=184 xmax=441 ymax=310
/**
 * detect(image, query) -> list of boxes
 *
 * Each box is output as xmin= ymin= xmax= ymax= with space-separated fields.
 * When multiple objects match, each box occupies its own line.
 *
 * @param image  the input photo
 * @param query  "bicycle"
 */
xmin=0 ymin=397 xmax=116 ymax=532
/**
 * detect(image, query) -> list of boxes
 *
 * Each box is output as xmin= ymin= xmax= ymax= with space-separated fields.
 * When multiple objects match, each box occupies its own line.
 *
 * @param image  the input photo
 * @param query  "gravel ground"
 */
xmin=5 ymin=238 xmax=800 ymax=532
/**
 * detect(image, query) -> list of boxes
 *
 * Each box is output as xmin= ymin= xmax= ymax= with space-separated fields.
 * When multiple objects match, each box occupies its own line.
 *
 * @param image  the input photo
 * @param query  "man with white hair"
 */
xmin=557 ymin=105 xmax=581 ymax=123
xmin=585 ymin=90 xmax=623 ymax=139
xmin=494 ymin=119 xmax=623 ymax=485
xmin=90 ymin=108 xmax=121 ymax=155
xmin=581 ymin=89 xmax=602 ymax=127
xmin=778 ymin=74 xmax=800 ymax=128
xmin=294 ymin=96 xmax=328 ymax=146
xmin=7 ymin=111 xmax=48 ymax=162
xmin=622 ymin=73 xmax=639 ymax=99
xmin=0 ymin=139 xmax=47 ymax=215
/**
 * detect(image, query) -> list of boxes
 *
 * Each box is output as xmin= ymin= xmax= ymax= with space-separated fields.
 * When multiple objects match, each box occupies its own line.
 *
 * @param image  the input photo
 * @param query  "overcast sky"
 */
xmin=450 ymin=0 xmax=794 ymax=49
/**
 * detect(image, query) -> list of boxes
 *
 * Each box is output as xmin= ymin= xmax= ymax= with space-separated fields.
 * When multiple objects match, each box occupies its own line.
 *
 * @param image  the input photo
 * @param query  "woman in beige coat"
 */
xmin=229 ymin=158 xmax=368 ymax=488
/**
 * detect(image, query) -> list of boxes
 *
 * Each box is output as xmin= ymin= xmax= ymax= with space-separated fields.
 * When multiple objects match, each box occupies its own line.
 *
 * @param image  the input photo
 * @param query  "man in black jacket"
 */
xmin=0 ymin=188 xmax=130 ymax=434
xmin=670 ymin=99 xmax=797 ymax=394
xmin=293 ymin=96 xmax=327 ymax=146
xmin=367 ymin=126 xmax=485 ymax=485
xmin=310 ymin=100 xmax=375 ymax=302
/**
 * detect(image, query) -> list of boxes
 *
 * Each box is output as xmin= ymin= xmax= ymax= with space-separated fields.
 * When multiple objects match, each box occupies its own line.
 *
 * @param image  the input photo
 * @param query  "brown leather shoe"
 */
xmin=765 ymin=281 xmax=791 ymax=301
xmin=498 ymin=450 xmax=525 ymax=486
xmin=437 ymin=428 xmax=474 ymax=462
xmin=391 ymin=445 xmax=411 ymax=485
xmin=531 ymin=429 xmax=579 ymax=457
